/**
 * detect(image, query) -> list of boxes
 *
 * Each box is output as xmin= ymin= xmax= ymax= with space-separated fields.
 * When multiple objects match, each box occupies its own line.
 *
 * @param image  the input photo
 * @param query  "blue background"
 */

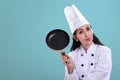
xmin=0 ymin=0 xmax=120 ymax=80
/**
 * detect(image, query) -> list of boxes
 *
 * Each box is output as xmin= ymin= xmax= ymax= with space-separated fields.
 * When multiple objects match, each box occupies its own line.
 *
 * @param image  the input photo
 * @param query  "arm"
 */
xmin=64 ymin=66 xmax=79 ymax=80
xmin=61 ymin=52 xmax=79 ymax=80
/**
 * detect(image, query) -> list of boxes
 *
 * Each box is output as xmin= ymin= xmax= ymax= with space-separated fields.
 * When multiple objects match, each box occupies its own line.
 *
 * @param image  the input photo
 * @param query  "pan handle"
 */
xmin=61 ymin=52 xmax=65 ymax=55
xmin=59 ymin=51 xmax=69 ymax=64
xmin=59 ymin=50 xmax=65 ymax=55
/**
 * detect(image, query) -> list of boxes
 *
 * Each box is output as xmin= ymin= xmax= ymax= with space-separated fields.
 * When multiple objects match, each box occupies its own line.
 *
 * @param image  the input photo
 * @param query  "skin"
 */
xmin=61 ymin=24 xmax=93 ymax=74
xmin=73 ymin=24 xmax=93 ymax=51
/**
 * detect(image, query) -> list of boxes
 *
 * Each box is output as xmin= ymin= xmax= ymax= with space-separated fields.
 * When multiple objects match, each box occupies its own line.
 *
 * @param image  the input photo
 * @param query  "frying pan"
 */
xmin=46 ymin=29 xmax=70 ymax=54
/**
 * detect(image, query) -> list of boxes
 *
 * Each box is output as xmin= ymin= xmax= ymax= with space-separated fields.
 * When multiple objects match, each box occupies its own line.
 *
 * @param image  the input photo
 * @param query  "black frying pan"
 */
xmin=46 ymin=29 xmax=70 ymax=53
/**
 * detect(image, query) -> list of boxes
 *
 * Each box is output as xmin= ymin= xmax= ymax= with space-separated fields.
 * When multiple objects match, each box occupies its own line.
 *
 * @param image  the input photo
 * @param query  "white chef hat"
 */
xmin=64 ymin=4 xmax=89 ymax=34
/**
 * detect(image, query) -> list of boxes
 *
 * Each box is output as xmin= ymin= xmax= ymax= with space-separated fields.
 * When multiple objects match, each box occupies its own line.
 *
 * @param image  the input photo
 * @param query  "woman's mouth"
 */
xmin=85 ymin=38 xmax=91 ymax=42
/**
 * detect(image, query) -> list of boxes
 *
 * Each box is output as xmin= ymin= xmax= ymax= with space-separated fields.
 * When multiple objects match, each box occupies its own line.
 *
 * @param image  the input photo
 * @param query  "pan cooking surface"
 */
xmin=46 ymin=29 xmax=69 ymax=50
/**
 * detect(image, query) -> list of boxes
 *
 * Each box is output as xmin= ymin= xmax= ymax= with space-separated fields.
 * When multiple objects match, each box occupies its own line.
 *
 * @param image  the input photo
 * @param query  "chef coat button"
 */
xmin=81 ymin=64 xmax=84 ymax=67
xmin=91 ymin=54 xmax=94 ymax=56
xmin=81 ymin=54 xmax=83 ymax=56
xmin=81 ymin=75 xmax=84 ymax=78
xmin=91 ymin=63 xmax=94 ymax=66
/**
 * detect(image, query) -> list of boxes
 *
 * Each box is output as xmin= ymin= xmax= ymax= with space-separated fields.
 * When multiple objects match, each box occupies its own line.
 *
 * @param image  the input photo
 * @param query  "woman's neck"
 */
xmin=82 ymin=43 xmax=92 ymax=53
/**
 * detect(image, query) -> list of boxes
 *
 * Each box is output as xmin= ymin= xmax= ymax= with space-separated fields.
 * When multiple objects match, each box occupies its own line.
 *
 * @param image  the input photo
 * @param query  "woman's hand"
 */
xmin=60 ymin=52 xmax=74 ymax=74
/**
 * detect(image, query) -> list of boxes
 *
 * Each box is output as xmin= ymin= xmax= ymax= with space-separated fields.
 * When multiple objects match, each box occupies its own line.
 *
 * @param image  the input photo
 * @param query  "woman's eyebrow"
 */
xmin=86 ymin=25 xmax=90 ymax=28
xmin=78 ymin=28 xmax=84 ymax=30
xmin=77 ymin=29 xmax=83 ymax=32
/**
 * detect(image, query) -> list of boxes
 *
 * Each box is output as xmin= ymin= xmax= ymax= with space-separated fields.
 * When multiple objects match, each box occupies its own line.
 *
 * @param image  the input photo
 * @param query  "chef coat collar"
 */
xmin=80 ymin=42 xmax=96 ymax=53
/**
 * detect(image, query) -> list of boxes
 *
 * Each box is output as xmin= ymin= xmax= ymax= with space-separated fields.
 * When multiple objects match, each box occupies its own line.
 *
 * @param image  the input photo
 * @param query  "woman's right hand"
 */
xmin=60 ymin=52 xmax=74 ymax=74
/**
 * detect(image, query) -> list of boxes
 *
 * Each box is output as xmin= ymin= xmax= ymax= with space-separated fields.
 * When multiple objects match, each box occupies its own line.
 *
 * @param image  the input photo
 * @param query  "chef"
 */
xmin=61 ymin=4 xmax=112 ymax=80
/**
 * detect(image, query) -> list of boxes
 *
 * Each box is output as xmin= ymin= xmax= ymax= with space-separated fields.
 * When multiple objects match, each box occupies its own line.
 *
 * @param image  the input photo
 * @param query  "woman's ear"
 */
xmin=73 ymin=35 xmax=78 ymax=42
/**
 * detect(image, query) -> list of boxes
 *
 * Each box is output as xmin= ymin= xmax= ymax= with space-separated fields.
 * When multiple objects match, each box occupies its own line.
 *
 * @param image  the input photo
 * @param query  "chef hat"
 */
xmin=64 ymin=4 xmax=89 ymax=34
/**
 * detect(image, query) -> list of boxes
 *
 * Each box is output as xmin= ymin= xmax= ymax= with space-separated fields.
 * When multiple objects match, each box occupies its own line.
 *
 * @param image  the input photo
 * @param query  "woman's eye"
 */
xmin=79 ymin=31 xmax=83 ymax=34
xmin=87 ymin=27 xmax=91 ymax=31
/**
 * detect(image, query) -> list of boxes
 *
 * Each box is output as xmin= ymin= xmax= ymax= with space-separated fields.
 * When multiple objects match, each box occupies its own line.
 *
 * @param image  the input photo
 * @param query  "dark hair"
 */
xmin=70 ymin=28 xmax=103 ymax=51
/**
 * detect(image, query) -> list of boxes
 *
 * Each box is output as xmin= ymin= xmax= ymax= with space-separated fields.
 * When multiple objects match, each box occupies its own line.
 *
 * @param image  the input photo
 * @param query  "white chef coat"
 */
xmin=64 ymin=42 xmax=112 ymax=80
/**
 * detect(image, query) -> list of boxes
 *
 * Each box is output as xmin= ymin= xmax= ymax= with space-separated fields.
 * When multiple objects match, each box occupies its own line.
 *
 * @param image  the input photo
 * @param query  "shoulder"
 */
xmin=98 ymin=45 xmax=111 ymax=53
xmin=97 ymin=45 xmax=112 ymax=57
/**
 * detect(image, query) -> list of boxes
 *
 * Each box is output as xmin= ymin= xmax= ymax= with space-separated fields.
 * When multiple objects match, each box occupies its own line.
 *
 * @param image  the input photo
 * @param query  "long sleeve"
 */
xmin=84 ymin=46 xmax=112 ymax=80
xmin=64 ymin=66 xmax=79 ymax=80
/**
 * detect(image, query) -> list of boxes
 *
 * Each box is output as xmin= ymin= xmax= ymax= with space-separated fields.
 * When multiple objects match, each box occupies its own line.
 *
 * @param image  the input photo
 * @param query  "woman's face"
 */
xmin=73 ymin=24 xmax=93 ymax=46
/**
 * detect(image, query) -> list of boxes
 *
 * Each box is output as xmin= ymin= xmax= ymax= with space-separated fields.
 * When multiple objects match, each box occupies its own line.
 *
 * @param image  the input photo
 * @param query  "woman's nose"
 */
xmin=85 ymin=31 xmax=89 ymax=37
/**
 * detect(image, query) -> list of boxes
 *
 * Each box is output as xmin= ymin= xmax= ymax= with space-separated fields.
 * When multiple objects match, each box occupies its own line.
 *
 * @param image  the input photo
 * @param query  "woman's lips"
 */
xmin=85 ymin=38 xmax=91 ymax=42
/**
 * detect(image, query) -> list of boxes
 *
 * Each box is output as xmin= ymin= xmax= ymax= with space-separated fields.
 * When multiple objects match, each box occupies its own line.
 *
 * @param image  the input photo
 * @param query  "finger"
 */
xmin=63 ymin=58 xmax=70 ymax=64
xmin=63 ymin=60 xmax=70 ymax=65
xmin=61 ymin=56 xmax=70 ymax=64
xmin=62 ymin=57 xmax=69 ymax=63
xmin=61 ymin=54 xmax=71 ymax=62
xmin=63 ymin=54 xmax=70 ymax=59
